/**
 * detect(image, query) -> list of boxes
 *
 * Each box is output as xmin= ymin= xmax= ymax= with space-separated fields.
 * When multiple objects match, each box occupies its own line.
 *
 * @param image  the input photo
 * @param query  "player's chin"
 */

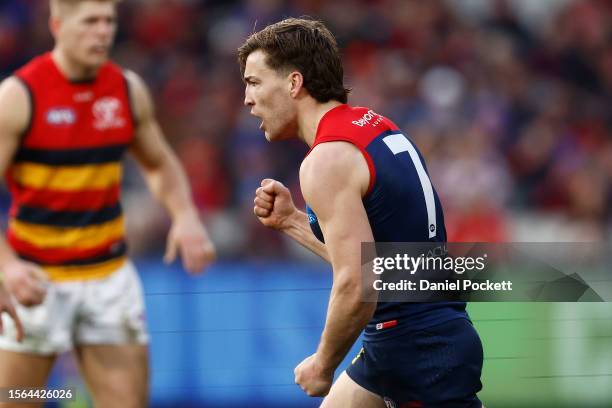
xmin=264 ymin=130 xmax=279 ymax=142
xmin=264 ymin=130 xmax=291 ymax=142
xmin=84 ymin=54 xmax=108 ymax=69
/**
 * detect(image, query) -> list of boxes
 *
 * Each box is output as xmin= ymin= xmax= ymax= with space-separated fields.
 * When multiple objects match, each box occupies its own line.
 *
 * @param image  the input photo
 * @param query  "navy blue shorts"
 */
xmin=346 ymin=318 xmax=483 ymax=408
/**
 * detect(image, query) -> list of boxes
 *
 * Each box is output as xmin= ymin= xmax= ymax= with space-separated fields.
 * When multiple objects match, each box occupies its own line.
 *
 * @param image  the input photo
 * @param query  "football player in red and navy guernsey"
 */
xmin=241 ymin=18 xmax=485 ymax=408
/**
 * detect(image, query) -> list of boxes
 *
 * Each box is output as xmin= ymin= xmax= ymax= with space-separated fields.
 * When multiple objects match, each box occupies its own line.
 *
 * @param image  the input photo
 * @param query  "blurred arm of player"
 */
xmin=0 ymin=280 xmax=23 ymax=342
xmin=0 ymin=77 xmax=48 ymax=310
xmin=254 ymin=179 xmax=330 ymax=262
xmin=293 ymin=142 xmax=378 ymax=397
xmin=125 ymin=71 xmax=216 ymax=274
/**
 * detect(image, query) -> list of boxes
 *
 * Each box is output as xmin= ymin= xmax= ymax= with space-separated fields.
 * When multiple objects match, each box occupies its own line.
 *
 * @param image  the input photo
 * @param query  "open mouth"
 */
xmin=91 ymin=45 xmax=109 ymax=54
xmin=250 ymin=112 xmax=264 ymax=130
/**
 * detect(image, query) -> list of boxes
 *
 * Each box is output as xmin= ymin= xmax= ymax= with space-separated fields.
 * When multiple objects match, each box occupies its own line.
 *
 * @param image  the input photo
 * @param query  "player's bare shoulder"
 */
xmin=0 ymin=76 xmax=31 ymax=137
xmin=300 ymin=141 xmax=370 ymax=199
xmin=123 ymin=69 xmax=154 ymax=122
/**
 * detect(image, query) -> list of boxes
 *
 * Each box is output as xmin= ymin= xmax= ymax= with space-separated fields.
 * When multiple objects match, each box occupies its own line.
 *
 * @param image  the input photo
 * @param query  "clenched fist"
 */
xmin=294 ymin=353 xmax=333 ymax=397
xmin=253 ymin=178 xmax=297 ymax=230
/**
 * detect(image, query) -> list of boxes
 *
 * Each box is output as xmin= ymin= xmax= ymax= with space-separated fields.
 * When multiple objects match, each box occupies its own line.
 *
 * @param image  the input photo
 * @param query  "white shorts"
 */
xmin=0 ymin=260 xmax=148 ymax=355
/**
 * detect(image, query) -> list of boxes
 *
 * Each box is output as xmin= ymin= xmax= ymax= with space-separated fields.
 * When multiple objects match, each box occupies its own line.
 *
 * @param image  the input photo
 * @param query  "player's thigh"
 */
xmin=0 ymin=350 xmax=56 ymax=408
xmin=75 ymin=344 xmax=149 ymax=408
xmin=320 ymin=371 xmax=386 ymax=408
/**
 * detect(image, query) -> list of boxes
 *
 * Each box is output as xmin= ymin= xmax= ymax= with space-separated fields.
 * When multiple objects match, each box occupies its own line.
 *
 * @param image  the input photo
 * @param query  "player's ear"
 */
xmin=288 ymin=71 xmax=304 ymax=98
xmin=49 ymin=16 xmax=61 ymax=40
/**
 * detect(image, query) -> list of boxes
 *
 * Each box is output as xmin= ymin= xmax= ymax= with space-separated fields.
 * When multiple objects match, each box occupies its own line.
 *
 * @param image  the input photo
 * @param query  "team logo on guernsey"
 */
xmin=46 ymin=107 xmax=76 ymax=125
xmin=93 ymin=97 xmax=126 ymax=130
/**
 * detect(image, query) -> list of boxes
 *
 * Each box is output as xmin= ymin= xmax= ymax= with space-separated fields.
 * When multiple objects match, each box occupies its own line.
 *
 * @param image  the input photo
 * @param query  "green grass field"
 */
xmin=470 ymin=303 xmax=612 ymax=407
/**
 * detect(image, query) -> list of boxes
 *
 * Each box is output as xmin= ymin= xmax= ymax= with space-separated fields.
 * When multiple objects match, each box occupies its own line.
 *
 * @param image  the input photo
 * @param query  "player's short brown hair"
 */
xmin=237 ymin=17 xmax=350 ymax=104
xmin=50 ymin=0 xmax=121 ymax=18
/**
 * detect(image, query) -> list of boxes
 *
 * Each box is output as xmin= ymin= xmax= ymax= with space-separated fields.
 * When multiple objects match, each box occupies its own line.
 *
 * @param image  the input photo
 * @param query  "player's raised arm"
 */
xmin=294 ymin=141 xmax=377 ymax=397
xmin=125 ymin=70 xmax=216 ymax=274
xmin=0 ymin=77 xmax=48 ymax=308
xmin=254 ymin=178 xmax=330 ymax=262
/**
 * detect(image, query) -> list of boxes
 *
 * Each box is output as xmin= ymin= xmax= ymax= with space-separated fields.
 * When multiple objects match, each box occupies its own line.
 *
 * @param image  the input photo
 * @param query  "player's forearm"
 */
xmin=281 ymin=210 xmax=330 ymax=262
xmin=142 ymin=151 xmax=199 ymax=222
xmin=316 ymin=274 xmax=376 ymax=373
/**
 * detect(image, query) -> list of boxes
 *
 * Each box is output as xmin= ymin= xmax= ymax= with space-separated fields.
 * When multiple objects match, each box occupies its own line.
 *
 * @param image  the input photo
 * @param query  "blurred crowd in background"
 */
xmin=1 ymin=0 xmax=610 ymax=260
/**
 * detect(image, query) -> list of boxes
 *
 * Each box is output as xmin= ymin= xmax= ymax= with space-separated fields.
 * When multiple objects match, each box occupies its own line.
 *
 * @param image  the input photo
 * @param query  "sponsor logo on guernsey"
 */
xmin=306 ymin=206 xmax=318 ymax=224
xmin=351 ymin=109 xmax=383 ymax=127
xmin=93 ymin=97 xmax=126 ymax=130
xmin=73 ymin=91 xmax=94 ymax=102
xmin=46 ymin=107 xmax=76 ymax=125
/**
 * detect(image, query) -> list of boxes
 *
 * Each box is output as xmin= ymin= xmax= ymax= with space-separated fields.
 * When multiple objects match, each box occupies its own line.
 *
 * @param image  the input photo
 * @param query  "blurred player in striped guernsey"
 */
xmin=0 ymin=0 xmax=215 ymax=406
xmin=242 ymin=18 xmax=484 ymax=408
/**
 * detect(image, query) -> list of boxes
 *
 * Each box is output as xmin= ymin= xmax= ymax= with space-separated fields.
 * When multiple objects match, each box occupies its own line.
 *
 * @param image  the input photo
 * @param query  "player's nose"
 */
xmin=96 ymin=20 xmax=114 ymax=39
xmin=244 ymin=93 xmax=254 ymax=107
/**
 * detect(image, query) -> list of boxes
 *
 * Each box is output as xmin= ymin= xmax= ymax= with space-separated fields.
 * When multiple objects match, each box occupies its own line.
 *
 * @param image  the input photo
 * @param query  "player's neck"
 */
xmin=298 ymin=100 xmax=343 ymax=147
xmin=51 ymin=48 xmax=100 ymax=82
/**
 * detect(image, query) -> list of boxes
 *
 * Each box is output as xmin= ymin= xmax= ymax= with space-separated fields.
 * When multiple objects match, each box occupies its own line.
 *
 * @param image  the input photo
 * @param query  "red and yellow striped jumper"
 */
xmin=6 ymin=53 xmax=134 ymax=281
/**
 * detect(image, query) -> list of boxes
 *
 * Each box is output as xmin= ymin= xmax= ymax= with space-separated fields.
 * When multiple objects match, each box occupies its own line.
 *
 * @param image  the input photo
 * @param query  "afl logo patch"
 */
xmin=46 ymin=107 xmax=76 ymax=125
xmin=93 ymin=97 xmax=126 ymax=130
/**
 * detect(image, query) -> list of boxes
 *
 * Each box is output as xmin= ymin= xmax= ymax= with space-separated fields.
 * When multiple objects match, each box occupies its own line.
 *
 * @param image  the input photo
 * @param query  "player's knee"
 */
xmin=93 ymin=393 xmax=146 ymax=408
xmin=90 ymin=377 xmax=147 ymax=408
